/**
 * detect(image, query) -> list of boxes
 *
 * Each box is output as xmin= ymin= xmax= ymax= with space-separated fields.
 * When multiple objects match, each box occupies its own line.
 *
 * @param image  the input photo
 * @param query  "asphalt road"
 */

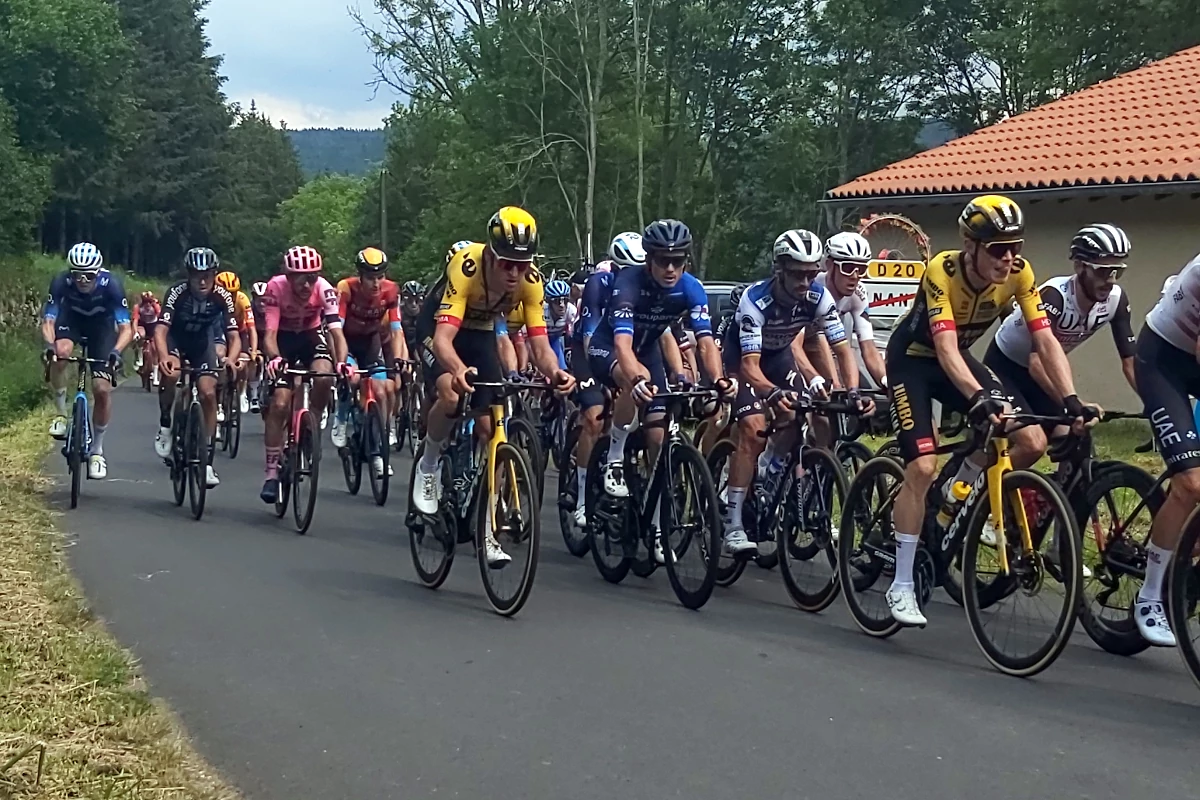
xmin=50 ymin=384 xmax=1200 ymax=800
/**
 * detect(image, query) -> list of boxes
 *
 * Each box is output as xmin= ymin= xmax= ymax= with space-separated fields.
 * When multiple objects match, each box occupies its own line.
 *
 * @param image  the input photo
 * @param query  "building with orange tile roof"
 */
xmin=822 ymin=45 xmax=1200 ymax=407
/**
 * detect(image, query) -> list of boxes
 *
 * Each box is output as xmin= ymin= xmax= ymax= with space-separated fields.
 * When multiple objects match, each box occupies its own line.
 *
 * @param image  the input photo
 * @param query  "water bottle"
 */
xmin=935 ymin=480 xmax=972 ymax=528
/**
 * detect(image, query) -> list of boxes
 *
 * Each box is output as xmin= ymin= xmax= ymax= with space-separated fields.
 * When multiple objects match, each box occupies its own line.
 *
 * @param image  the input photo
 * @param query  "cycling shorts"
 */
xmin=885 ymin=334 xmax=1006 ymax=463
xmin=345 ymin=330 xmax=387 ymax=377
xmin=276 ymin=328 xmax=332 ymax=374
xmin=1135 ymin=326 xmax=1200 ymax=475
xmin=416 ymin=292 xmax=501 ymax=411
xmin=982 ymin=342 xmax=1063 ymax=418
xmin=587 ymin=340 xmax=667 ymax=414
xmin=571 ymin=338 xmax=605 ymax=411
xmin=166 ymin=328 xmax=221 ymax=375
xmin=726 ymin=347 xmax=805 ymax=421
xmin=54 ymin=314 xmax=118 ymax=385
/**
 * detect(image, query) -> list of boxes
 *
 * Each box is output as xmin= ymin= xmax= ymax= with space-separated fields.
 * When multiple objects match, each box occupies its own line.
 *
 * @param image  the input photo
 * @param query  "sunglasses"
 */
xmin=1081 ymin=261 xmax=1127 ymax=280
xmin=984 ymin=240 xmax=1023 ymax=259
xmin=650 ymin=255 xmax=688 ymax=270
xmin=495 ymin=258 xmax=530 ymax=273
xmin=290 ymin=273 xmax=319 ymax=284
xmin=834 ymin=260 xmax=871 ymax=277
xmin=71 ymin=272 xmax=97 ymax=284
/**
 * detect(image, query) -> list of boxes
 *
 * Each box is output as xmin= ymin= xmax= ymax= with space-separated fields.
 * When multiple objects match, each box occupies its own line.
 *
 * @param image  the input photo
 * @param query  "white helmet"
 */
xmin=608 ymin=232 xmax=646 ymax=268
xmin=825 ymin=231 xmax=872 ymax=262
xmin=67 ymin=242 xmax=104 ymax=272
xmin=594 ymin=259 xmax=614 ymax=273
xmin=773 ymin=230 xmax=823 ymax=264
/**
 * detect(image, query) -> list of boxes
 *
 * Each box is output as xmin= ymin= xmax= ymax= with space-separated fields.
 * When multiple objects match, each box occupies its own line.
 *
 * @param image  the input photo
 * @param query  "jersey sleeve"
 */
xmin=814 ymin=288 xmax=847 ymax=346
xmin=1110 ymin=288 xmax=1136 ymax=358
xmin=1036 ymin=284 xmax=1066 ymax=328
xmin=608 ymin=267 xmax=639 ymax=338
xmin=318 ymin=278 xmax=342 ymax=328
xmin=578 ymin=274 xmax=607 ymax=338
xmin=217 ymin=287 xmax=238 ymax=332
xmin=435 ymin=257 xmax=471 ymax=328
xmin=850 ymin=287 xmax=874 ymax=342
xmin=736 ymin=290 xmax=765 ymax=355
xmin=683 ymin=275 xmax=713 ymax=338
xmin=922 ymin=260 xmax=958 ymax=337
xmin=337 ymin=279 xmax=352 ymax=322
xmin=388 ymin=294 xmax=402 ymax=331
xmin=43 ymin=273 xmax=68 ymax=320
xmin=670 ymin=320 xmax=692 ymax=352
xmin=160 ymin=283 xmax=184 ymax=328
xmin=1012 ymin=262 xmax=1049 ymax=332
xmin=240 ymin=293 xmax=255 ymax=327
xmin=261 ymin=281 xmax=281 ymax=332
xmin=105 ymin=274 xmax=131 ymax=324
xmin=518 ymin=268 xmax=547 ymax=337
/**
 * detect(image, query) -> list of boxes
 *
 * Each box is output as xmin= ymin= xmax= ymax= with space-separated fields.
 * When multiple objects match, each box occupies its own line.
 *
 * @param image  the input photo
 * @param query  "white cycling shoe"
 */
xmin=154 ymin=427 xmax=173 ymax=459
xmin=412 ymin=462 xmax=441 ymax=515
xmin=1134 ymin=600 xmax=1177 ymax=647
xmin=601 ymin=462 xmax=629 ymax=498
xmin=49 ymin=416 xmax=68 ymax=440
xmin=484 ymin=534 xmax=512 ymax=567
xmin=330 ymin=419 xmax=348 ymax=449
xmin=886 ymin=583 xmax=928 ymax=627
xmin=206 ymin=465 xmax=220 ymax=488
xmin=723 ymin=528 xmax=758 ymax=556
xmin=573 ymin=505 xmax=588 ymax=528
xmin=239 ymin=392 xmax=250 ymax=414
xmin=87 ymin=455 xmax=107 ymax=480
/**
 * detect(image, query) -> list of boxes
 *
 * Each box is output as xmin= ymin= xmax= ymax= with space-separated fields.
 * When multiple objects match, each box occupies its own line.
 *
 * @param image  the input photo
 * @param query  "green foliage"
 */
xmin=289 ymin=128 xmax=387 ymax=177
xmin=0 ymin=95 xmax=50 ymax=253
xmin=279 ymin=176 xmax=370 ymax=279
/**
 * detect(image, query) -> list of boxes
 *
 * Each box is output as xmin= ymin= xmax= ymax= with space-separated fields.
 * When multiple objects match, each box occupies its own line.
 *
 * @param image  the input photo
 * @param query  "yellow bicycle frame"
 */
xmin=984 ymin=436 xmax=1034 ymax=574
xmin=484 ymin=401 xmax=522 ymax=531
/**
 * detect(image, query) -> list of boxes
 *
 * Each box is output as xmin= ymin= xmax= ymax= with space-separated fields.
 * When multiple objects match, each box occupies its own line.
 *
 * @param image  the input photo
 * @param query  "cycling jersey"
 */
xmin=891 ymin=250 xmax=1048 ymax=357
xmin=261 ymin=274 xmax=342 ymax=333
xmin=726 ymin=277 xmax=846 ymax=357
xmin=577 ymin=269 xmax=618 ymax=341
xmin=43 ymin=270 xmax=131 ymax=326
xmin=546 ymin=302 xmax=577 ymax=342
xmin=137 ymin=299 xmax=161 ymax=326
xmin=590 ymin=266 xmax=712 ymax=356
xmin=234 ymin=291 xmax=255 ymax=333
xmin=993 ymin=275 xmax=1135 ymax=366
xmin=160 ymin=281 xmax=238 ymax=337
xmin=338 ymin=277 xmax=401 ymax=338
xmin=1145 ymin=252 xmax=1200 ymax=355
xmin=807 ymin=273 xmax=873 ymax=342
xmin=434 ymin=242 xmax=547 ymax=336
xmin=251 ymin=295 xmax=268 ymax=329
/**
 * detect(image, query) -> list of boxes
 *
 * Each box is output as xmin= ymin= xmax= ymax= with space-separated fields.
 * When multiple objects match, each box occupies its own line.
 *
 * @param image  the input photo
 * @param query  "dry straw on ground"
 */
xmin=0 ymin=408 xmax=239 ymax=799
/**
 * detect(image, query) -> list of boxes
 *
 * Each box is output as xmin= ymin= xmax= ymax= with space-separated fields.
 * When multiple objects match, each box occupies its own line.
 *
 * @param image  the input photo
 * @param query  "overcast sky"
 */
xmin=205 ymin=0 xmax=396 ymax=129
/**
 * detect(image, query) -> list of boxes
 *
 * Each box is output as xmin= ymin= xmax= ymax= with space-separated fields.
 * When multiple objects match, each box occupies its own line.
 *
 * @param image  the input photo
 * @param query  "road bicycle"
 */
xmin=393 ymin=359 xmax=423 ymax=457
xmin=271 ymin=368 xmax=326 ymax=534
xmin=163 ymin=365 xmax=216 ymax=520
xmin=405 ymin=377 xmax=547 ymax=616
xmin=47 ymin=341 xmax=98 ymax=509
xmin=839 ymin=413 xmax=1082 ymax=677
xmin=337 ymin=366 xmax=397 ymax=506
xmin=217 ymin=361 xmax=243 ymax=459
xmin=584 ymin=387 xmax=723 ymax=610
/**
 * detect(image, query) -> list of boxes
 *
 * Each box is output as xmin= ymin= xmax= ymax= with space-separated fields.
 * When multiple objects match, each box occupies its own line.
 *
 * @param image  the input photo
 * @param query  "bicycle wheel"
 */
xmin=407 ymin=446 xmax=456 ymax=588
xmin=219 ymin=384 xmax=233 ymax=453
xmin=705 ymin=438 xmax=747 ymax=588
xmin=586 ymin=439 xmax=631 ymax=584
xmin=1077 ymin=464 xmax=1161 ymax=656
xmin=661 ymin=441 xmax=721 ymax=610
xmin=873 ymin=438 xmax=903 ymax=463
xmin=367 ymin=404 xmax=389 ymax=506
xmin=291 ymin=409 xmax=320 ymax=534
xmin=478 ymin=442 xmax=540 ymax=616
xmin=407 ymin=387 xmax=424 ymax=458
xmin=557 ymin=425 xmax=590 ymax=557
xmin=186 ymin=402 xmax=208 ymax=520
xmin=341 ymin=411 xmax=363 ymax=496
xmin=778 ymin=447 xmax=847 ymax=613
xmin=170 ymin=411 xmax=187 ymax=507
xmin=962 ymin=469 xmax=1080 ymax=677
xmin=228 ymin=389 xmax=241 ymax=459
xmin=1169 ymin=507 xmax=1200 ymax=692
xmin=68 ymin=396 xmax=87 ymax=509
xmin=837 ymin=440 xmax=874 ymax=480
xmin=838 ymin=457 xmax=906 ymax=638
xmin=506 ymin=416 xmax=544 ymax=506
xmin=274 ymin=448 xmax=291 ymax=519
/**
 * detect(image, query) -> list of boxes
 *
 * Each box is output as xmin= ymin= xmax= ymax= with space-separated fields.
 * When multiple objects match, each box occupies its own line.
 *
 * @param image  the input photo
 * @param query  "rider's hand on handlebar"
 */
xmin=846 ymin=388 xmax=875 ymax=416
xmin=631 ymin=377 xmax=657 ymax=405
xmin=161 ymin=354 xmax=182 ymax=379
xmin=968 ymin=388 xmax=1008 ymax=427
xmin=1065 ymin=394 xmax=1103 ymax=434
xmin=807 ymin=375 xmax=829 ymax=401
xmin=714 ymin=376 xmax=736 ymax=402
xmin=551 ymin=369 xmax=575 ymax=395
xmin=767 ymin=387 xmax=799 ymax=412
xmin=451 ymin=366 xmax=475 ymax=396
xmin=264 ymin=356 xmax=285 ymax=381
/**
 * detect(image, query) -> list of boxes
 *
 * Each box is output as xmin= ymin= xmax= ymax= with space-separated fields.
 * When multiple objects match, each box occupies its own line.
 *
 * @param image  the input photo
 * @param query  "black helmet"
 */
xmin=642 ymin=219 xmax=692 ymax=256
xmin=730 ymin=283 xmax=748 ymax=307
xmin=402 ymin=280 xmax=424 ymax=297
xmin=1069 ymin=224 xmax=1131 ymax=262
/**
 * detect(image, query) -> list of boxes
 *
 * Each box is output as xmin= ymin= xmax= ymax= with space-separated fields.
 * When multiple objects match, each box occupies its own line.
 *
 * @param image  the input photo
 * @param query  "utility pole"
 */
xmin=380 ymin=168 xmax=389 ymax=253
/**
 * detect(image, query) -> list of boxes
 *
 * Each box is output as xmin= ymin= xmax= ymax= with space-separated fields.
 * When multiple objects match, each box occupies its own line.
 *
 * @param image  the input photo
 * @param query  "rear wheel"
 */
xmin=778 ymin=448 xmax=847 ymax=613
xmin=292 ymin=410 xmax=320 ymax=533
xmin=506 ymin=416 xmax=544 ymax=507
xmin=557 ymin=425 xmax=589 ymax=557
xmin=705 ymin=437 xmax=747 ymax=588
xmin=407 ymin=446 xmax=456 ymax=588
xmin=227 ymin=386 xmax=241 ymax=459
xmin=170 ymin=409 xmax=187 ymax=507
xmin=586 ymin=439 xmax=631 ymax=584
xmin=838 ymin=457 xmax=906 ymax=638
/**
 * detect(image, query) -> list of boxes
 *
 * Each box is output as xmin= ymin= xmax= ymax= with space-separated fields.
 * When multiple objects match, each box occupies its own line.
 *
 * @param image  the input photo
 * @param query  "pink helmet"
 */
xmin=283 ymin=245 xmax=323 ymax=273
xmin=594 ymin=260 xmax=614 ymax=273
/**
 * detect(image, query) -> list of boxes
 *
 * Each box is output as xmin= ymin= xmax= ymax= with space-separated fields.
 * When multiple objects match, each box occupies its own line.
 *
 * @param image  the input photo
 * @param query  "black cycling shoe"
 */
xmin=260 ymin=478 xmax=280 ymax=504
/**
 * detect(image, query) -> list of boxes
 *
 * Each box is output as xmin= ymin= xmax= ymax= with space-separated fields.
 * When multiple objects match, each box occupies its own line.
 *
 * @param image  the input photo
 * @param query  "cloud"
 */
xmin=205 ymin=0 xmax=398 ymax=129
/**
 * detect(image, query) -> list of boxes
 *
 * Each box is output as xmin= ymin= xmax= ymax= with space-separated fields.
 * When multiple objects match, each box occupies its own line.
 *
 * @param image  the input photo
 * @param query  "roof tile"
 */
xmin=827 ymin=45 xmax=1200 ymax=199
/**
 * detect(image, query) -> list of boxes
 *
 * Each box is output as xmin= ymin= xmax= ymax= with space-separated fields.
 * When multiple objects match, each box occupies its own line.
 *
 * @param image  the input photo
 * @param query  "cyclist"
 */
xmin=135 ymin=290 xmax=162 ymax=386
xmin=1129 ymin=249 xmax=1200 ymax=647
xmin=589 ymin=219 xmax=734 ymax=507
xmin=720 ymin=230 xmax=868 ymax=554
xmin=42 ymin=243 xmax=133 ymax=480
xmin=400 ymin=279 xmax=427 ymax=363
xmin=248 ymin=281 xmax=269 ymax=413
xmin=986 ymin=224 xmax=1134 ymax=456
xmin=816 ymin=231 xmax=887 ymax=388
xmin=259 ymin=246 xmax=350 ymax=504
xmin=153 ymin=248 xmax=239 ymax=489
xmin=544 ymin=279 xmax=576 ymax=370
xmin=412 ymin=207 xmax=575 ymax=566
xmin=215 ymin=271 xmax=257 ymax=414
xmin=883 ymin=195 xmax=1094 ymax=627
xmin=333 ymin=247 xmax=408 ymax=475
xmin=713 ymin=283 xmax=747 ymax=348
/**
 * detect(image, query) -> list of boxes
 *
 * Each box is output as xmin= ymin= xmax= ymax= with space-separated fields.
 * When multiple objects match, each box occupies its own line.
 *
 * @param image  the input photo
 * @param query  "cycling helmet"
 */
xmin=545 ymin=279 xmax=571 ymax=300
xmin=773 ymin=230 xmax=823 ymax=264
xmin=1070 ymin=224 xmax=1131 ymax=262
xmin=446 ymin=240 xmax=474 ymax=264
xmin=140 ymin=290 xmax=156 ymax=302
xmin=282 ymin=245 xmax=323 ymax=273
xmin=608 ymin=232 xmax=646 ymax=267
xmin=643 ymin=219 xmax=692 ymax=256
xmin=825 ymin=231 xmax=873 ymax=262
xmin=959 ymin=195 xmax=1024 ymax=242
xmin=184 ymin=247 xmax=220 ymax=272
xmin=593 ymin=260 xmax=613 ymax=274
xmin=67 ymin=242 xmax=104 ymax=272
xmin=730 ymin=283 xmax=748 ymax=308
xmin=571 ymin=268 xmax=590 ymax=286
xmin=215 ymin=271 xmax=240 ymax=293
xmin=355 ymin=247 xmax=388 ymax=274
xmin=486 ymin=207 xmax=538 ymax=261
xmin=251 ymin=281 xmax=268 ymax=297
xmin=402 ymin=280 xmax=424 ymax=297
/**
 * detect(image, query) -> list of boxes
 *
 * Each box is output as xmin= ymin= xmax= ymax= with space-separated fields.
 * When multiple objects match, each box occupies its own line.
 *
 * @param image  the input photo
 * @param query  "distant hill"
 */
xmin=288 ymin=128 xmax=386 ymax=177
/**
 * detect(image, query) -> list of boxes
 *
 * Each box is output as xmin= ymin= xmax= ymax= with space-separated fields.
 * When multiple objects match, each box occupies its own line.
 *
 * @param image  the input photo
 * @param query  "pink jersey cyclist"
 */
xmin=262 ymin=274 xmax=342 ymax=333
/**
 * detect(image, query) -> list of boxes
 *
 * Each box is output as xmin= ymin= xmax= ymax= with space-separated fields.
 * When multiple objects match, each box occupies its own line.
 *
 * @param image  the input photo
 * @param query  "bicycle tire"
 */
xmin=1077 ymin=463 xmax=1161 ymax=656
xmin=661 ymin=441 xmax=721 ymax=610
xmin=837 ymin=440 xmax=874 ymax=479
xmin=219 ymin=384 xmax=232 ymax=453
xmin=873 ymin=438 xmax=903 ymax=463
xmin=228 ymin=390 xmax=241 ymax=459
xmin=506 ymin=416 xmax=544 ymax=506
xmin=478 ymin=442 xmax=540 ymax=616
xmin=705 ymin=437 xmax=747 ymax=588
xmin=586 ymin=439 xmax=631 ymax=584
xmin=170 ymin=410 xmax=187 ymax=507
xmin=186 ymin=402 xmax=207 ymax=520
xmin=1168 ymin=506 xmax=1200 ymax=692
xmin=778 ymin=447 xmax=847 ymax=613
xmin=367 ymin=404 xmax=389 ymax=506
xmin=274 ymin=447 xmax=291 ymax=519
xmin=838 ymin=456 xmax=906 ymax=638
xmin=622 ymin=430 xmax=659 ymax=578
xmin=292 ymin=410 xmax=320 ymax=534
xmin=69 ymin=396 xmax=87 ymax=509
xmin=341 ymin=410 xmax=363 ymax=496
xmin=407 ymin=446 xmax=456 ymax=588
xmin=557 ymin=424 xmax=590 ymax=557
xmin=962 ymin=469 xmax=1080 ymax=677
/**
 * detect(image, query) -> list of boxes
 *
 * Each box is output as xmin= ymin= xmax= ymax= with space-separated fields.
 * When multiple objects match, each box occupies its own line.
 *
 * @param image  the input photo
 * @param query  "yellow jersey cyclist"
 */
xmin=214 ymin=271 xmax=258 ymax=415
xmin=412 ymin=207 xmax=576 ymax=566
xmin=884 ymin=195 xmax=1099 ymax=628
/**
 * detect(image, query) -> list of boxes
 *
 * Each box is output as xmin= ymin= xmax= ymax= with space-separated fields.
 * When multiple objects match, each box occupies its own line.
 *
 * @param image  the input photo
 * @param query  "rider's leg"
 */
xmin=728 ymin=411 xmax=767 ymax=532
xmin=89 ymin=375 xmax=113 ymax=456
xmin=575 ymin=403 xmax=605 ymax=509
xmin=264 ymin=385 xmax=290 ymax=481
xmin=49 ymin=336 xmax=73 ymax=420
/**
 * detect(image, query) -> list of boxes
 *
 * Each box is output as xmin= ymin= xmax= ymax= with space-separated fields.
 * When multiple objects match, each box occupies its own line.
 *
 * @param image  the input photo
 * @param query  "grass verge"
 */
xmin=0 ymin=406 xmax=238 ymax=799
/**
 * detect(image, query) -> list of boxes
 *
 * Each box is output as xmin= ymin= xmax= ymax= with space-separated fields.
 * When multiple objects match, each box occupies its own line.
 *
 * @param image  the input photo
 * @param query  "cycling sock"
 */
xmin=90 ymin=423 xmax=106 ymax=456
xmin=54 ymin=389 xmax=67 ymax=415
xmin=725 ymin=487 xmax=746 ymax=529
xmin=1139 ymin=542 xmax=1173 ymax=603
xmin=419 ymin=436 xmax=444 ymax=473
xmin=891 ymin=533 xmax=920 ymax=588
xmin=758 ymin=440 xmax=778 ymax=474
xmin=607 ymin=424 xmax=630 ymax=465
xmin=576 ymin=468 xmax=588 ymax=509
xmin=265 ymin=446 xmax=282 ymax=480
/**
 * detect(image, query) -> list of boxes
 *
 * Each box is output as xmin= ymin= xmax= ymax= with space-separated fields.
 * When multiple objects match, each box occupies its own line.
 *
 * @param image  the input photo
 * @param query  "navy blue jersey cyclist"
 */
xmin=42 ymin=242 xmax=133 ymax=481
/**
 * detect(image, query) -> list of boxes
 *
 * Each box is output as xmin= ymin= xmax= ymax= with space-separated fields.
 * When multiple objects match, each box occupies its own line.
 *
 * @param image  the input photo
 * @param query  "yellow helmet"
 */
xmin=215 ymin=271 xmax=240 ymax=293
xmin=355 ymin=247 xmax=388 ymax=274
xmin=486 ymin=206 xmax=538 ymax=262
xmin=958 ymin=195 xmax=1025 ymax=243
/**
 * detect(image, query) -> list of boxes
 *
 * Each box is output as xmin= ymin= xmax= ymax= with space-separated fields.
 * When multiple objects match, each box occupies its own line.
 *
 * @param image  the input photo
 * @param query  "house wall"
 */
xmin=854 ymin=192 xmax=1200 ymax=409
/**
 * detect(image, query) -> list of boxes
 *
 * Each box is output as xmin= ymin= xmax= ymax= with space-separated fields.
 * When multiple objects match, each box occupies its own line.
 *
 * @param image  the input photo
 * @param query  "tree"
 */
xmin=279 ymin=176 xmax=370 ymax=277
xmin=0 ymin=94 xmax=50 ymax=253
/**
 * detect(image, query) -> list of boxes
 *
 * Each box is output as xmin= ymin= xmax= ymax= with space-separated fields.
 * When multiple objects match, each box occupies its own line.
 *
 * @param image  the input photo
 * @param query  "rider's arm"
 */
xmin=496 ymin=331 xmax=518 ymax=374
xmin=848 ymin=296 xmax=886 ymax=386
xmin=519 ymin=277 xmax=562 ymax=380
xmin=155 ymin=284 xmax=180 ymax=360
xmin=816 ymin=293 xmax=858 ymax=390
xmin=41 ymin=275 xmax=66 ymax=346
xmin=261 ymin=286 xmax=282 ymax=360
xmin=218 ymin=287 xmax=241 ymax=364
xmin=925 ymin=267 xmax=985 ymax=399
xmin=320 ymin=282 xmax=347 ymax=365
xmin=660 ymin=327 xmax=686 ymax=380
xmin=681 ymin=274 xmax=721 ymax=382
xmin=387 ymin=293 xmax=406 ymax=362
xmin=1016 ymin=273 xmax=1077 ymax=401
xmin=610 ymin=268 xmax=647 ymax=381
xmin=1110 ymin=289 xmax=1138 ymax=392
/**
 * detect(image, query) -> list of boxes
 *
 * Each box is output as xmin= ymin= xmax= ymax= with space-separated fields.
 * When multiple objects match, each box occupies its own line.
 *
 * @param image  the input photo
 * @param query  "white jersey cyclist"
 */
xmin=545 ymin=300 xmax=578 ymax=340
xmin=995 ymin=274 xmax=1136 ymax=366
xmin=1145 ymin=252 xmax=1200 ymax=354
xmin=805 ymin=272 xmax=873 ymax=343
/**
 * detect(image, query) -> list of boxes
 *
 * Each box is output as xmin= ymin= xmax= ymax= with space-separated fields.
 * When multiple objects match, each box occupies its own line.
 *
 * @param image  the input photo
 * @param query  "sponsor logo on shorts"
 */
xmin=892 ymin=382 xmax=914 ymax=431
xmin=916 ymin=437 xmax=935 ymax=454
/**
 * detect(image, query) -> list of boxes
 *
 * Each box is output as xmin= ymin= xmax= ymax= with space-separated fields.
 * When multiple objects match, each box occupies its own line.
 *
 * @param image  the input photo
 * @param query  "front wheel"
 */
xmin=68 ymin=396 xmax=88 ymax=509
xmin=705 ymin=438 xmax=747 ymax=588
xmin=557 ymin=425 xmax=590 ymax=557
xmin=778 ymin=447 xmax=847 ymax=613
xmin=367 ymin=404 xmax=390 ymax=506
xmin=838 ymin=457 xmax=906 ymax=638
xmin=661 ymin=441 xmax=722 ymax=610
xmin=186 ymin=402 xmax=208 ymax=520
xmin=478 ymin=442 xmax=540 ymax=616
xmin=1168 ymin=506 xmax=1200 ymax=693
xmin=292 ymin=410 xmax=321 ymax=534
xmin=407 ymin=446 xmax=456 ymax=588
